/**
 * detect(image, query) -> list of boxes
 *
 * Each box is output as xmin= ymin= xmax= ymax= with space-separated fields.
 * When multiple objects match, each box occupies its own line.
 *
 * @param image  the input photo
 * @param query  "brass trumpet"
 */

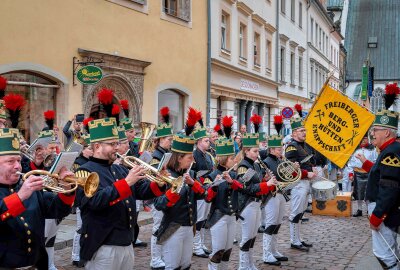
xmin=116 ymin=153 xmax=183 ymax=194
xmin=18 ymin=170 xmax=99 ymax=198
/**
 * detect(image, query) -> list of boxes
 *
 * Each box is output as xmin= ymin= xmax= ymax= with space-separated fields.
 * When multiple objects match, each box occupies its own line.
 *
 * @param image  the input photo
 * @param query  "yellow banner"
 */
xmin=305 ymin=85 xmax=375 ymax=168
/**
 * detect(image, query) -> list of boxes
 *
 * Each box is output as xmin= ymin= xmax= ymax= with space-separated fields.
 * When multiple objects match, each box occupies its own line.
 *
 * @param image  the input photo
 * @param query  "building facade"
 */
xmin=0 ymin=0 xmax=207 ymax=142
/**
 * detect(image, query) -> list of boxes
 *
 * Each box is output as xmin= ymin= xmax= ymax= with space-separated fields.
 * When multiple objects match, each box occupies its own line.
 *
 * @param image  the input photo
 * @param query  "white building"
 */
xmin=209 ymin=0 xmax=279 ymax=133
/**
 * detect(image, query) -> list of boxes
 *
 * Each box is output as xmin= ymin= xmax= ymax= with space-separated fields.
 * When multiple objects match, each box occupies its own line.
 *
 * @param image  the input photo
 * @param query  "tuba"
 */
xmin=117 ymin=153 xmax=183 ymax=193
xmin=18 ymin=170 xmax=99 ymax=198
xmin=138 ymin=122 xmax=156 ymax=154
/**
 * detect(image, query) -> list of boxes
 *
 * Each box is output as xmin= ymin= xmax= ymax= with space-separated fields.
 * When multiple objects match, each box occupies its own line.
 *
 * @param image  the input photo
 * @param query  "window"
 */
xmin=280 ymin=47 xmax=286 ymax=82
xmin=290 ymin=52 xmax=295 ymax=84
xmin=253 ymin=32 xmax=260 ymax=67
xmin=315 ymin=67 xmax=318 ymax=92
xmin=310 ymin=66 xmax=314 ymax=92
xmin=331 ymin=45 xmax=333 ymax=62
xmin=315 ymin=22 xmax=318 ymax=46
xmin=299 ymin=2 xmax=302 ymax=28
xmin=291 ymin=0 xmax=295 ymax=21
xmin=299 ymin=56 xmax=303 ymax=87
xmin=158 ymin=89 xmax=185 ymax=131
xmin=281 ymin=0 xmax=286 ymax=14
xmin=239 ymin=23 xmax=247 ymax=59
xmin=266 ymin=40 xmax=272 ymax=71
xmin=221 ymin=12 xmax=230 ymax=51
xmin=325 ymin=36 xmax=328 ymax=55
xmin=322 ymin=32 xmax=325 ymax=53
xmin=310 ymin=18 xmax=314 ymax=43
xmin=163 ymin=0 xmax=191 ymax=22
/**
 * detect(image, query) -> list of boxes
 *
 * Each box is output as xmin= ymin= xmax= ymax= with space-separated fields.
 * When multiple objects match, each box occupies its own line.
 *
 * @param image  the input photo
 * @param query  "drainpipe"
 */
xmin=275 ymin=0 xmax=280 ymax=84
xmin=206 ymin=0 xmax=211 ymax=125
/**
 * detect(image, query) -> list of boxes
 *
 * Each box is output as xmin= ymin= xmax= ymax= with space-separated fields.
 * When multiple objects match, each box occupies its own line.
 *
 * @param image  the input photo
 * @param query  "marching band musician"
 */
xmin=149 ymin=107 xmax=173 ymax=270
xmin=262 ymin=115 xmax=288 ymax=266
xmin=121 ymin=117 xmax=140 ymax=158
xmin=285 ymin=118 xmax=316 ymax=252
xmin=75 ymin=118 xmax=166 ymax=270
xmin=237 ymin=114 xmax=278 ymax=270
xmin=204 ymin=116 xmax=243 ymax=270
xmin=0 ymin=128 xmax=75 ymax=269
xmin=192 ymin=108 xmax=214 ymax=258
xmin=362 ymin=84 xmax=400 ymax=270
xmin=153 ymin=111 xmax=207 ymax=270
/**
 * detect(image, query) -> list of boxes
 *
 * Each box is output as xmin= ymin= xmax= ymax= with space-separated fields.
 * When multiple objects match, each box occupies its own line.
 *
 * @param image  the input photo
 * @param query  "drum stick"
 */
xmin=368 ymin=216 xmax=400 ymax=262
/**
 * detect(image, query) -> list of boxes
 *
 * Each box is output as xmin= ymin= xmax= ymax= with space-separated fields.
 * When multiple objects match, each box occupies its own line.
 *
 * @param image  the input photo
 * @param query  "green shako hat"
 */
xmin=290 ymin=117 xmax=304 ymax=131
xmin=120 ymin=117 xmax=134 ymax=132
xmin=373 ymin=83 xmax=400 ymax=129
xmin=157 ymin=107 xmax=173 ymax=138
xmin=117 ymin=125 xmax=127 ymax=140
xmin=215 ymin=138 xmax=235 ymax=156
xmin=192 ymin=108 xmax=208 ymax=140
xmin=38 ymin=130 xmax=54 ymax=138
xmin=259 ymin=132 xmax=267 ymax=142
xmin=0 ymin=100 xmax=6 ymax=120
xmin=242 ymin=114 xmax=262 ymax=148
xmin=81 ymin=134 xmax=91 ymax=146
xmin=268 ymin=135 xmax=283 ymax=148
xmin=0 ymin=128 xmax=20 ymax=155
xmin=171 ymin=134 xmax=195 ymax=153
xmin=88 ymin=118 xmax=119 ymax=143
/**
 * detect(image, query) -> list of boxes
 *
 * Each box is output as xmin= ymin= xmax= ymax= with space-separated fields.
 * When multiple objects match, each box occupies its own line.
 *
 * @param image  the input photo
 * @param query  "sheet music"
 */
xmin=49 ymin=152 xmax=79 ymax=174
xmin=158 ymin=153 xmax=172 ymax=171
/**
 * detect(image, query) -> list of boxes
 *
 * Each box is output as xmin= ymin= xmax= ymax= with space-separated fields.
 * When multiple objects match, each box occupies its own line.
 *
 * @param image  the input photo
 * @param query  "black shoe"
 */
xmin=193 ymin=252 xmax=209 ymax=258
xmin=275 ymin=256 xmax=289 ymax=261
xmin=72 ymin=260 xmax=85 ymax=268
xmin=305 ymin=208 xmax=312 ymax=213
xmin=203 ymin=247 xmax=211 ymax=255
xmin=353 ymin=210 xmax=362 ymax=217
xmin=132 ymin=241 xmax=148 ymax=248
xmin=233 ymin=239 xmax=238 ymax=244
xmin=301 ymin=241 xmax=313 ymax=248
xmin=301 ymin=217 xmax=309 ymax=223
xmin=258 ymin=226 xmax=265 ymax=233
xmin=290 ymin=244 xmax=309 ymax=252
xmin=264 ymin=260 xmax=281 ymax=266
xmin=151 ymin=267 xmax=165 ymax=270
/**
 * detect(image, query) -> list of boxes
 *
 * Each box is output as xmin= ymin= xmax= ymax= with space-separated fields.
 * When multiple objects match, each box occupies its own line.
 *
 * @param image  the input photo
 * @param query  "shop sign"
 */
xmin=76 ymin=65 xmax=103 ymax=85
xmin=240 ymin=79 xmax=259 ymax=93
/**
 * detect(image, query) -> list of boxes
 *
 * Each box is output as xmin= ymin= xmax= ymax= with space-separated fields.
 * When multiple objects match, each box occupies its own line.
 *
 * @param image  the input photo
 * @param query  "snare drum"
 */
xmin=311 ymin=180 xmax=337 ymax=201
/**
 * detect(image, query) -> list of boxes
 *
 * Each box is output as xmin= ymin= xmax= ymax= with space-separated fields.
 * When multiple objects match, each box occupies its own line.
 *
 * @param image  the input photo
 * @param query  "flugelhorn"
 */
xmin=17 ymin=170 xmax=99 ymax=198
xmin=20 ymin=144 xmax=35 ymax=161
xmin=116 ymin=153 xmax=183 ymax=194
xmin=138 ymin=122 xmax=156 ymax=154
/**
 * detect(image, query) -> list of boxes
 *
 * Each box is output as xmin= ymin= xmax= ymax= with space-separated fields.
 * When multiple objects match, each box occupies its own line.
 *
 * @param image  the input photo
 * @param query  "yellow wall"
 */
xmin=0 ymin=0 xmax=207 ymax=122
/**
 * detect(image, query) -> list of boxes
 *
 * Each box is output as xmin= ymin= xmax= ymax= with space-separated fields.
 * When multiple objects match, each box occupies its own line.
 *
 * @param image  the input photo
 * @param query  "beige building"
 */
xmin=0 ymin=0 xmax=207 ymax=142
xmin=210 ymin=0 xmax=279 ymax=133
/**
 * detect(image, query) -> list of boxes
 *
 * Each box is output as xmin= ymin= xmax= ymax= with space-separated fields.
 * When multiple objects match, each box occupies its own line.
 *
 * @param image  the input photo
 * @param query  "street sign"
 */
xmin=281 ymin=107 xmax=294 ymax=119
xmin=76 ymin=65 xmax=103 ymax=85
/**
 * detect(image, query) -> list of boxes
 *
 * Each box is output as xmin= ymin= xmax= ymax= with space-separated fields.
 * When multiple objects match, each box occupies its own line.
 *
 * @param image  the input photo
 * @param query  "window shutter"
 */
xmin=178 ymin=0 xmax=191 ymax=22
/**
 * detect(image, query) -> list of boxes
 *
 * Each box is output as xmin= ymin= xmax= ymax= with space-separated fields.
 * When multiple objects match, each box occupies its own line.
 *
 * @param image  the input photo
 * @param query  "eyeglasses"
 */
xmin=370 ymin=127 xmax=387 ymax=133
xmin=101 ymin=141 xmax=120 ymax=147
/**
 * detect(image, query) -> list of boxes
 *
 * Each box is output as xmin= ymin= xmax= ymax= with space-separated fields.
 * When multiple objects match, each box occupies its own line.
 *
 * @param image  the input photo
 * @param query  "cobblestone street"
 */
xmin=54 ymin=203 xmax=391 ymax=270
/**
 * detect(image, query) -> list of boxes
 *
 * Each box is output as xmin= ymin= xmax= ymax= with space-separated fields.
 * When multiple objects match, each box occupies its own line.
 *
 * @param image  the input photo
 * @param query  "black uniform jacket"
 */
xmin=366 ymin=139 xmax=400 ymax=232
xmin=237 ymin=157 xmax=274 ymax=212
xmin=263 ymin=154 xmax=283 ymax=182
xmin=128 ymin=141 xmax=139 ymax=158
xmin=149 ymin=146 xmax=168 ymax=169
xmin=192 ymin=148 xmax=214 ymax=179
xmin=204 ymin=165 xmax=242 ymax=228
xmin=72 ymin=155 xmax=89 ymax=172
xmin=285 ymin=140 xmax=315 ymax=178
xmin=153 ymin=169 xmax=206 ymax=244
xmin=76 ymin=157 xmax=164 ymax=260
xmin=0 ymin=181 xmax=74 ymax=268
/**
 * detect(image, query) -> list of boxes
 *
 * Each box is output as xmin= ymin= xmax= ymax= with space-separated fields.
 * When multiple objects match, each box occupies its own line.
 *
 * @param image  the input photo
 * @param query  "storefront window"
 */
xmin=2 ymin=73 xmax=56 ymax=143
xmin=158 ymin=89 xmax=184 ymax=132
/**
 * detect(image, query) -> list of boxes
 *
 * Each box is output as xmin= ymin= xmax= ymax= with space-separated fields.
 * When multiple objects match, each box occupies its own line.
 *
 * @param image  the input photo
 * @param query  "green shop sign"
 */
xmin=76 ymin=65 xmax=103 ymax=85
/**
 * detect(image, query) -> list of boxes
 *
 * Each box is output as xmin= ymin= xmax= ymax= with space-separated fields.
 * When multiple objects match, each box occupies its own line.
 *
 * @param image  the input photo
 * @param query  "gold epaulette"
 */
xmin=75 ymin=170 xmax=91 ymax=178
xmin=381 ymin=155 xmax=400 ymax=168
xmin=149 ymin=158 xmax=160 ymax=166
xmin=203 ymin=178 xmax=212 ymax=185
xmin=72 ymin=163 xmax=80 ymax=172
xmin=285 ymin=146 xmax=297 ymax=153
xmin=237 ymin=166 xmax=248 ymax=175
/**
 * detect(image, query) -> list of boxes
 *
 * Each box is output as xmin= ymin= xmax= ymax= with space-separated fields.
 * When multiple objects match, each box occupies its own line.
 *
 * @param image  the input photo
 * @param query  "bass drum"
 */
xmin=311 ymin=180 xmax=337 ymax=201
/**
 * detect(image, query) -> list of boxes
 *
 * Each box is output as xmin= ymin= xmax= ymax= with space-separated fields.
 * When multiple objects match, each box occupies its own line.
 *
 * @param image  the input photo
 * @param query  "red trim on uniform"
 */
xmin=1 ymin=193 xmax=26 ymax=220
xmin=199 ymin=177 xmax=205 ymax=184
xmin=369 ymin=213 xmax=385 ymax=227
xmin=191 ymin=181 xmax=205 ymax=194
xmin=58 ymin=193 xmax=75 ymax=206
xmin=149 ymin=181 xmax=164 ymax=197
xmin=109 ymin=179 xmax=132 ymax=206
xmin=379 ymin=138 xmax=396 ymax=151
xmin=205 ymin=187 xmax=217 ymax=202
xmin=30 ymin=161 xmax=38 ymax=171
xmin=301 ymin=169 xmax=308 ymax=179
xmin=165 ymin=189 xmax=181 ymax=207
xmin=231 ymin=180 xmax=243 ymax=190
xmin=362 ymin=160 xmax=374 ymax=173
xmin=349 ymin=172 xmax=354 ymax=178
xmin=256 ymin=182 xmax=275 ymax=196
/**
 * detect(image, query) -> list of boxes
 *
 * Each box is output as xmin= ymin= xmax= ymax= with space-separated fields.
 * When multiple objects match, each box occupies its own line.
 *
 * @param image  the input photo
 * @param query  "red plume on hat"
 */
xmin=185 ymin=107 xmax=199 ymax=136
xmin=120 ymin=99 xmax=129 ymax=117
xmin=0 ymin=76 xmax=7 ymax=99
xmin=250 ymin=114 xmax=262 ymax=133
xmin=384 ymin=83 xmax=400 ymax=110
xmin=111 ymin=104 xmax=120 ymax=125
xmin=294 ymin=103 xmax=303 ymax=117
xmin=83 ymin=117 xmax=94 ymax=134
xmin=160 ymin=106 xmax=170 ymax=124
xmin=222 ymin=115 xmax=233 ymax=139
xmin=97 ymin=88 xmax=114 ymax=117
xmin=274 ymin=115 xmax=283 ymax=135
xmin=4 ymin=93 xmax=26 ymax=128
xmin=196 ymin=110 xmax=204 ymax=127
xmin=44 ymin=110 xmax=56 ymax=130
xmin=213 ymin=123 xmax=223 ymax=137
